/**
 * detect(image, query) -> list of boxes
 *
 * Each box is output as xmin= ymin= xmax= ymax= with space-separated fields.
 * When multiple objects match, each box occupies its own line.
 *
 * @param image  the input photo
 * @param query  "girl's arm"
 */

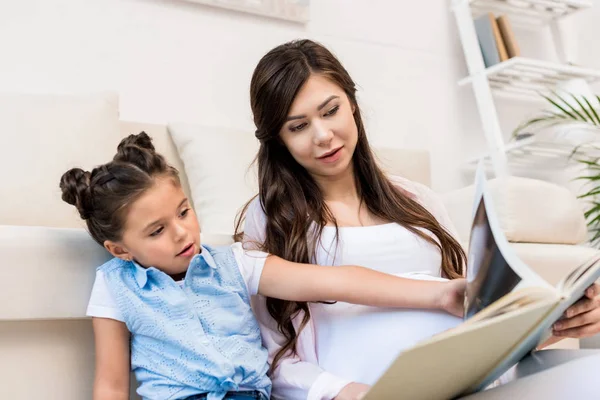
xmin=258 ymin=256 xmax=466 ymax=316
xmin=92 ymin=317 xmax=131 ymax=400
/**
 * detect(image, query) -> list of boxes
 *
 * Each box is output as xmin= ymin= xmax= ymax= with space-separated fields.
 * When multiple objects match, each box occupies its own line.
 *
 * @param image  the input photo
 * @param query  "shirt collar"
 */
xmin=129 ymin=244 xmax=216 ymax=288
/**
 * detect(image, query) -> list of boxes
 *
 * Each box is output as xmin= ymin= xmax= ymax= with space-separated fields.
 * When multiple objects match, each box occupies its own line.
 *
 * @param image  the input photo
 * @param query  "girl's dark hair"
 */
xmin=235 ymin=39 xmax=466 ymax=373
xmin=60 ymin=132 xmax=180 ymax=246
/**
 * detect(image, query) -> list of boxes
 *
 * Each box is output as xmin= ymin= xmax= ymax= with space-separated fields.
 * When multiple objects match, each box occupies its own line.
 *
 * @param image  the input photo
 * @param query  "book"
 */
xmin=497 ymin=15 xmax=520 ymax=59
xmin=474 ymin=13 xmax=509 ymax=67
xmin=363 ymin=163 xmax=600 ymax=400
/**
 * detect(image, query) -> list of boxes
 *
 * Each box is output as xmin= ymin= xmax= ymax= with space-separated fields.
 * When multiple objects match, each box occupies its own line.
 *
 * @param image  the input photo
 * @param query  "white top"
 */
xmin=243 ymin=175 xmax=465 ymax=399
xmin=310 ymin=223 xmax=461 ymax=384
xmin=86 ymin=242 xmax=267 ymax=322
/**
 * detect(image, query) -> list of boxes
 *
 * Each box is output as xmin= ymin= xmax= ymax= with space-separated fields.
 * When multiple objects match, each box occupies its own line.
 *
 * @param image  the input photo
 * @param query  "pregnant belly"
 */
xmin=312 ymin=302 xmax=462 ymax=384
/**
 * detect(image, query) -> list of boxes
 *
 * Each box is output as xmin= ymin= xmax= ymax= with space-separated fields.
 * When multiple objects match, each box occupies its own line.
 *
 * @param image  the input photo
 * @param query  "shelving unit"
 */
xmin=458 ymin=57 xmax=600 ymax=100
xmin=469 ymin=0 xmax=592 ymax=27
xmin=452 ymin=0 xmax=597 ymax=176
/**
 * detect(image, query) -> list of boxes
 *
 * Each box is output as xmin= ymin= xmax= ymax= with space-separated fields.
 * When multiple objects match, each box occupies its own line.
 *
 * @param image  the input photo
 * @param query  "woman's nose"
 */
xmin=312 ymin=121 xmax=333 ymax=145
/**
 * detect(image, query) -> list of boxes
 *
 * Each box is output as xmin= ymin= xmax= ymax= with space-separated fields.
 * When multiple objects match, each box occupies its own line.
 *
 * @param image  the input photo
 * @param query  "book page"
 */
xmin=465 ymin=163 xmax=552 ymax=318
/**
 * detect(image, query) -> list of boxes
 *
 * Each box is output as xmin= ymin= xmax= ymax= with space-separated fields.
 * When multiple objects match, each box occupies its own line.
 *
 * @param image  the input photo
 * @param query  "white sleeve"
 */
xmin=86 ymin=270 xmax=125 ymax=322
xmin=231 ymin=242 xmax=268 ymax=296
xmin=389 ymin=175 xmax=461 ymax=240
xmin=242 ymin=197 xmax=267 ymax=250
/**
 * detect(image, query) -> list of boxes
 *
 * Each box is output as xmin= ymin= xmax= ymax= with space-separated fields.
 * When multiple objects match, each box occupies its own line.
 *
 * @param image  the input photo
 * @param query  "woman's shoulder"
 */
xmin=387 ymin=174 xmax=438 ymax=202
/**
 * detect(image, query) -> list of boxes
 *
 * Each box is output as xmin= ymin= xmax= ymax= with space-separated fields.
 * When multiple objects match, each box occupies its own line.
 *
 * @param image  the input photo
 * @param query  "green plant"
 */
xmin=513 ymin=91 xmax=600 ymax=245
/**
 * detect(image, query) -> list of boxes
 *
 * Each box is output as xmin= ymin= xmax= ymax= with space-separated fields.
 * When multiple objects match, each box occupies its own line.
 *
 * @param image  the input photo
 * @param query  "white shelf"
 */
xmin=458 ymin=57 xmax=600 ymax=100
xmin=467 ymin=136 xmax=576 ymax=170
xmin=469 ymin=0 xmax=592 ymax=27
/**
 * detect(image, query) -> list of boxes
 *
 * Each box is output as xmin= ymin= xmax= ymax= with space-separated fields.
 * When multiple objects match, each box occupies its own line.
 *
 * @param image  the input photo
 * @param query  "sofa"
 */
xmin=0 ymin=92 xmax=597 ymax=400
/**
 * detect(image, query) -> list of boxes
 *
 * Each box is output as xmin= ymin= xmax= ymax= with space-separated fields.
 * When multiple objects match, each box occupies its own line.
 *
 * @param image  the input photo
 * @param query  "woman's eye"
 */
xmin=324 ymin=105 xmax=339 ymax=117
xmin=150 ymin=227 xmax=164 ymax=237
xmin=290 ymin=122 xmax=307 ymax=132
xmin=180 ymin=208 xmax=190 ymax=217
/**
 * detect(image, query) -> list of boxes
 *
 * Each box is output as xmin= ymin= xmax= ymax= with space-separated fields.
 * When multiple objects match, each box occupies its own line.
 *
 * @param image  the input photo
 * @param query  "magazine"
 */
xmin=364 ymin=163 xmax=600 ymax=400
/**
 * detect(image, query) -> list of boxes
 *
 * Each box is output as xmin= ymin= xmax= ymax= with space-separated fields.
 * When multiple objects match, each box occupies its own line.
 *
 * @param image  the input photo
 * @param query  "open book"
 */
xmin=364 ymin=163 xmax=600 ymax=400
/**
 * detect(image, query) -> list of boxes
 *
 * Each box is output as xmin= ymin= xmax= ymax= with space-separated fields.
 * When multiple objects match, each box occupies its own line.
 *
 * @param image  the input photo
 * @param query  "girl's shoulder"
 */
xmin=97 ymin=257 xmax=128 ymax=274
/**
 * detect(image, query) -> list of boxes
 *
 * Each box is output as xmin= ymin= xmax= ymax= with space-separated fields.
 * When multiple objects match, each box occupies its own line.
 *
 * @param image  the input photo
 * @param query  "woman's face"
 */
xmin=279 ymin=74 xmax=358 ymax=180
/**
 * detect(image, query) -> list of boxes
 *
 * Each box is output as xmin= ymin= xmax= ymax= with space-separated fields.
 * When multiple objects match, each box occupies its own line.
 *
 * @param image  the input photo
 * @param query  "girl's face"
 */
xmin=105 ymin=176 xmax=201 ymax=276
xmin=279 ymin=74 xmax=358 ymax=180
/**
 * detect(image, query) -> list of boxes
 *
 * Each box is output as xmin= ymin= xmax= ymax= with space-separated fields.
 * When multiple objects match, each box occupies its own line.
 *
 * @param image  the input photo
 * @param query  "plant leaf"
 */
xmin=542 ymin=93 xmax=580 ymax=121
xmin=569 ymin=94 xmax=597 ymax=125
xmin=583 ymin=96 xmax=600 ymax=125
xmin=551 ymin=91 xmax=588 ymax=121
xmin=578 ymin=188 xmax=600 ymax=199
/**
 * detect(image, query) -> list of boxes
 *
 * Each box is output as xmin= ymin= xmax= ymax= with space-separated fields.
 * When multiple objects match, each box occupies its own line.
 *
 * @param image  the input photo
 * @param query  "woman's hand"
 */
xmin=552 ymin=283 xmax=600 ymax=338
xmin=334 ymin=383 xmax=370 ymax=400
xmin=436 ymin=278 xmax=466 ymax=318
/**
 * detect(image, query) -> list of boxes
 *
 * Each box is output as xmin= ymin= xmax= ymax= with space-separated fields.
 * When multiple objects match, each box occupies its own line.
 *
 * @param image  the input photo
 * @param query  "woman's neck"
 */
xmin=312 ymin=164 xmax=359 ymax=203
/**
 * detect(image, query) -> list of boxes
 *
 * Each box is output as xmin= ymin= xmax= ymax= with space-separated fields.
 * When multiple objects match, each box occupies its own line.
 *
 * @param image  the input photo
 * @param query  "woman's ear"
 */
xmin=104 ymin=240 xmax=133 ymax=261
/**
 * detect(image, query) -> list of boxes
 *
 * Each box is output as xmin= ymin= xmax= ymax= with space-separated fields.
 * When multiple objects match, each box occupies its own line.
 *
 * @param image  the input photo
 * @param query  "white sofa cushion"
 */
xmin=0 ymin=225 xmax=110 ymax=320
xmin=168 ymin=123 xmax=260 ymax=236
xmin=167 ymin=122 xmax=434 ymax=237
xmin=0 ymin=91 xmax=121 ymax=228
xmin=442 ymin=176 xmax=588 ymax=246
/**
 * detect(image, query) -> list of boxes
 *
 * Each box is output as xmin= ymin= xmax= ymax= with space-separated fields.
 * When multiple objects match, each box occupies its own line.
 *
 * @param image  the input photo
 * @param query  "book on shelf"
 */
xmin=474 ymin=13 xmax=520 ymax=67
xmin=497 ymin=15 xmax=520 ymax=59
xmin=363 ymin=162 xmax=600 ymax=400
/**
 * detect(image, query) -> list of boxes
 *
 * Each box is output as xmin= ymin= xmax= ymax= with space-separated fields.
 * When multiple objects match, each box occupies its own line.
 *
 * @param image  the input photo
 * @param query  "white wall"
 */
xmin=0 ymin=0 xmax=598 ymax=192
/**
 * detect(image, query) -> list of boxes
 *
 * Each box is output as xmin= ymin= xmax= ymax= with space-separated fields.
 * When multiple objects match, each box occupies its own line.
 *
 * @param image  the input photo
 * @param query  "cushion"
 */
xmin=168 ymin=121 xmax=436 ymax=237
xmin=0 ymin=225 xmax=109 ymax=320
xmin=168 ymin=123 xmax=260 ymax=236
xmin=442 ymin=176 xmax=588 ymax=246
xmin=0 ymin=91 xmax=121 ymax=228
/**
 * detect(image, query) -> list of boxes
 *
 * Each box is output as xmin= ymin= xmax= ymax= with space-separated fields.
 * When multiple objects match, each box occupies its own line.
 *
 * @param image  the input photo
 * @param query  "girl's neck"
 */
xmin=170 ymin=271 xmax=187 ymax=281
xmin=312 ymin=164 xmax=359 ymax=203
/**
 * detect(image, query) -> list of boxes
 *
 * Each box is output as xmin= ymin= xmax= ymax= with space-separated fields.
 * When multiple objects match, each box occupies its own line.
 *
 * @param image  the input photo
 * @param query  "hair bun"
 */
xmin=117 ymin=131 xmax=155 ymax=152
xmin=114 ymin=131 xmax=165 ymax=173
xmin=59 ymin=168 xmax=93 ymax=219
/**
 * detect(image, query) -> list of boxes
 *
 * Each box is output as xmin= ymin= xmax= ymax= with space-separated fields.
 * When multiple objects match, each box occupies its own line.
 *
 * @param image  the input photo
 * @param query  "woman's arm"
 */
xmin=92 ymin=317 xmax=131 ymax=400
xmin=258 ymin=256 xmax=466 ymax=317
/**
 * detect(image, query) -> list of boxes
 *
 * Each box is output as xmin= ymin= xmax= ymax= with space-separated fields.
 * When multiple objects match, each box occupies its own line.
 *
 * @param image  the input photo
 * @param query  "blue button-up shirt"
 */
xmin=100 ymin=245 xmax=271 ymax=400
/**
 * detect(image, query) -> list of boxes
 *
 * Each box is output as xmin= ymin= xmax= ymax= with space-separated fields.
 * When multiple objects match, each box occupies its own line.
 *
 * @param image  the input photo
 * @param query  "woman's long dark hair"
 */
xmin=236 ymin=39 xmax=466 ymax=373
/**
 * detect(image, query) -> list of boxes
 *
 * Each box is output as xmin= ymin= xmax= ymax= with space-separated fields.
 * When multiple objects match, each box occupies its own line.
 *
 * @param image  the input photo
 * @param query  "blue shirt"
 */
xmin=99 ymin=245 xmax=271 ymax=400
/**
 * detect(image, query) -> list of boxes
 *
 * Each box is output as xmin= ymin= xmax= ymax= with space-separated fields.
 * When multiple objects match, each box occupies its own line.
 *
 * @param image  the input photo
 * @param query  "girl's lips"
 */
xmin=177 ymin=243 xmax=194 ymax=257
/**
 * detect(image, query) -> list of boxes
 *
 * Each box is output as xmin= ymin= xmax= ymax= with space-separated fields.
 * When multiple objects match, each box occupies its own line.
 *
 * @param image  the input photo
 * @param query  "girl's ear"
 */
xmin=104 ymin=240 xmax=133 ymax=261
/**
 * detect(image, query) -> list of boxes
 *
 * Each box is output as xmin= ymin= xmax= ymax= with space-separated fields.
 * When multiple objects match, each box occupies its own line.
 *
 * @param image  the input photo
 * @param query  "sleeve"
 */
xmin=242 ymin=197 xmax=267 ymax=250
xmin=389 ymin=175 xmax=461 ymax=240
xmin=251 ymin=295 xmax=353 ymax=400
xmin=86 ymin=270 xmax=125 ymax=322
xmin=231 ymin=242 xmax=268 ymax=296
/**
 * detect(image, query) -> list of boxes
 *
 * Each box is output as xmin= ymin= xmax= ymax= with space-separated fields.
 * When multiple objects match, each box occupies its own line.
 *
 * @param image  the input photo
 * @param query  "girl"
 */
xmin=236 ymin=39 xmax=600 ymax=400
xmin=62 ymin=132 xmax=465 ymax=400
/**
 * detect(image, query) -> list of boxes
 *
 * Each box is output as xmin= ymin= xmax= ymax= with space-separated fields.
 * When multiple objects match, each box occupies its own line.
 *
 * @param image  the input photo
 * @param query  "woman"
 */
xmin=236 ymin=39 xmax=600 ymax=400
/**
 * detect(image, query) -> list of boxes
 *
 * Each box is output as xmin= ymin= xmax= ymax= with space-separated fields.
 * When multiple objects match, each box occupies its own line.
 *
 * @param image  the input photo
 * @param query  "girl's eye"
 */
xmin=150 ymin=227 xmax=164 ymax=237
xmin=324 ymin=105 xmax=339 ymax=117
xmin=180 ymin=208 xmax=190 ymax=218
xmin=290 ymin=122 xmax=307 ymax=132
